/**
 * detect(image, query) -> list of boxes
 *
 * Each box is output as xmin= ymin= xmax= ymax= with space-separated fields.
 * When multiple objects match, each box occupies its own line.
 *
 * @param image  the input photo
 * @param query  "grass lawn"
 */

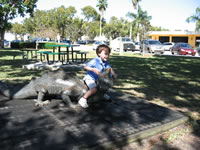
xmin=1 ymin=48 xmax=200 ymax=145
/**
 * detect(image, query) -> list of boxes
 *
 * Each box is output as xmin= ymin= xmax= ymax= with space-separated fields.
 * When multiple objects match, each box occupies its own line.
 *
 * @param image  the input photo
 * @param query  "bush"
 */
xmin=11 ymin=41 xmax=36 ymax=49
xmin=10 ymin=42 xmax=57 ymax=49
xmin=11 ymin=42 xmax=21 ymax=48
xmin=43 ymin=42 xmax=57 ymax=49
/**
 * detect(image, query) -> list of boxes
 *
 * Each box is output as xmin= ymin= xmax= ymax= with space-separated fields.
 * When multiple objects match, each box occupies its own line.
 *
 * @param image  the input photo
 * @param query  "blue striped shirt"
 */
xmin=84 ymin=57 xmax=111 ymax=81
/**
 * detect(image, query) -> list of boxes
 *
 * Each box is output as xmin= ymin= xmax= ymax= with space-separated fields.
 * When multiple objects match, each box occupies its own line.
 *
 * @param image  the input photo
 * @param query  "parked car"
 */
xmin=4 ymin=40 xmax=9 ymax=47
xmin=93 ymin=41 xmax=107 ymax=50
xmin=76 ymin=40 xmax=86 ymax=45
xmin=171 ymin=42 xmax=196 ymax=56
xmin=140 ymin=39 xmax=164 ymax=54
xmin=87 ymin=40 xmax=96 ymax=44
xmin=11 ymin=40 xmax=21 ymax=43
xmin=197 ymin=46 xmax=200 ymax=56
xmin=111 ymin=37 xmax=135 ymax=52
xmin=162 ymin=42 xmax=175 ymax=51
xmin=61 ymin=40 xmax=72 ymax=45
xmin=134 ymin=42 xmax=140 ymax=51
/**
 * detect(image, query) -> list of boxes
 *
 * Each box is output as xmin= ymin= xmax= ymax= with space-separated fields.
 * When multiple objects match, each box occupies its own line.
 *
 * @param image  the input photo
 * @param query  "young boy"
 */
xmin=78 ymin=44 xmax=117 ymax=108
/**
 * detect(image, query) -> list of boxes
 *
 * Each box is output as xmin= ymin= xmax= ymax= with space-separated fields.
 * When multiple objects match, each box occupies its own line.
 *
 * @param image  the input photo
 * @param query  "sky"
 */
xmin=15 ymin=0 xmax=200 ymax=31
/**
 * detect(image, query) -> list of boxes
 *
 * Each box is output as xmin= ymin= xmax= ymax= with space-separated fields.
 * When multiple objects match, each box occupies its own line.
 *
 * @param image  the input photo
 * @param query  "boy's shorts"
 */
xmin=84 ymin=79 xmax=97 ymax=90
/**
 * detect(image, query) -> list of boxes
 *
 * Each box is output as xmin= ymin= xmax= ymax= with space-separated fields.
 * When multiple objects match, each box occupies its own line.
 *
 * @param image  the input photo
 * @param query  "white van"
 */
xmin=111 ymin=37 xmax=135 ymax=52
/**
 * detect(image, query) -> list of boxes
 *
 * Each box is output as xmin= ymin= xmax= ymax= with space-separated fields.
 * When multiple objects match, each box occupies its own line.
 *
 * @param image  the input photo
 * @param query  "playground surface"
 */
xmin=0 ymin=89 xmax=187 ymax=150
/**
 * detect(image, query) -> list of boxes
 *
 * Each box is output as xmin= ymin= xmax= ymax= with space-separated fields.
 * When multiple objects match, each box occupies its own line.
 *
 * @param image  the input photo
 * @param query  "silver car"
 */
xmin=197 ymin=46 xmax=200 ymax=56
xmin=162 ymin=42 xmax=175 ymax=51
xmin=140 ymin=39 xmax=164 ymax=54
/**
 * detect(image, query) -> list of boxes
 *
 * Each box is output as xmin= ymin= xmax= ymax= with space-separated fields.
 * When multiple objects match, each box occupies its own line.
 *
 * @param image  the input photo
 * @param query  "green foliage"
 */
xmin=104 ymin=17 xmax=130 ymax=39
xmin=4 ymin=0 xmax=155 ymax=43
xmin=0 ymin=0 xmax=38 ymax=21
xmin=0 ymin=0 xmax=38 ymax=48
xmin=81 ymin=6 xmax=98 ymax=22
xmin=96 ymin=0 xmax=108 ymax=12
xmin=10 ymin=22 xmax=26 ymax=40
xmin=186 ymin=7 xmax=200 ymax=31
xmin=23 ymin=9 xmax=57 ymax=39
xmin=11 ymin=42 xmax=21 ymax=49
xmin=43 ymin=42 xmax=57 ymax=49
xmin=127 ymin=6 xmax=152 ymax=40
xmin=67 ymin=18 xmax=85 ymax=42
xmin=151 ymin=26 xmax=169 ymax=31
xmin=10 ymin=41 xmax=58 ymax=49
xmin=52 ymin=6 xmax=77 ymax=39
xmin=11 ymin=41 xmax=36 ymax=49
xmin=131 ymin=0 xmax=142 ymax=9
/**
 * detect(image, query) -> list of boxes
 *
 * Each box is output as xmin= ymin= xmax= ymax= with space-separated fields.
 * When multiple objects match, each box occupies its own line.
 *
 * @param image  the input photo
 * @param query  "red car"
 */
xmin=171 ymin=42 xmax=196 ymax=56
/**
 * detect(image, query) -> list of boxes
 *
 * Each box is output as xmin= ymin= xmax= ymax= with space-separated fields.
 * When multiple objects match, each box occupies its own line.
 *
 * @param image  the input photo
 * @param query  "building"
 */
xmin=148 ymin=30 xmax=200 ymax=48
xmin=5 ymin=32 xmax=29 ymax=41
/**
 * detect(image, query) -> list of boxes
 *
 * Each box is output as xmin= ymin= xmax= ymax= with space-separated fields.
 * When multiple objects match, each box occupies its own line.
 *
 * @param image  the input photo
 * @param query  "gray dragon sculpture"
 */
xmin=0 ymin=68 xmax=113 ymax=107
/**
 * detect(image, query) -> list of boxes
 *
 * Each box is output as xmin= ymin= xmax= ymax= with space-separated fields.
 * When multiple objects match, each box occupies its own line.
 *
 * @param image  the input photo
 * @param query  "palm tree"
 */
xmin=186 ymin=7 xmax=200 ymax=31
xmin=96 ymin=0 xmax=108 ymax=38
xmin=127 ymin=6 xmax=152 ymax=40
xmin=130 ymin=0 xmax=142 ymax=40
xmin=132 ymin=0 xmax=141 ymax=10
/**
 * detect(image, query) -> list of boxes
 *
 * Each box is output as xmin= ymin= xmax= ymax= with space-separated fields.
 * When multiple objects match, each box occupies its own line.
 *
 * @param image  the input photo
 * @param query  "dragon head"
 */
xmin=97 ymin=68 xmax=114 ymax=91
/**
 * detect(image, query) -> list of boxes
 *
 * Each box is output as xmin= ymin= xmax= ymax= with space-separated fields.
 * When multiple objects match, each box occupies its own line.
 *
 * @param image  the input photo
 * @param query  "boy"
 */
xmin=78 ymin=44 xmax=117 ymax=108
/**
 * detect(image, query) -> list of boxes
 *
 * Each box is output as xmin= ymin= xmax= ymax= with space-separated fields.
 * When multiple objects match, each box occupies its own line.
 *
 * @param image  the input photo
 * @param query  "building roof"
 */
xmin=148 ymin=30 xmax=200 ymax=35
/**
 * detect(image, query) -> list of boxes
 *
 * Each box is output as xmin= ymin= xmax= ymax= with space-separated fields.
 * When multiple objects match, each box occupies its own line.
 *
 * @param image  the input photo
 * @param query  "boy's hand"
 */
xmin=84 ymin=66 xmax=100 ymax=75
xmin=92 ymin=68 xmax=100 ymax=75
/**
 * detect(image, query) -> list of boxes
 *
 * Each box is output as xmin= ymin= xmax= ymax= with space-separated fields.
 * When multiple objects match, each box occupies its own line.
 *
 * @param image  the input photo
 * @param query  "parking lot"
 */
xmin=129 ymin=49 xmax=200 ymax=57
xmin=73 ymin=45 xmax=200 ymax=58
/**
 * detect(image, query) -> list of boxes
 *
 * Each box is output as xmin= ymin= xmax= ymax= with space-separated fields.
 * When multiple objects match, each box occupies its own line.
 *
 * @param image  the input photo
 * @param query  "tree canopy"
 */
xmin=0 ymin=0 xmax=38 ymax=47
xmin=81 ymin=6 xmax=98 ymax=22
xmin=5 ymin=0 xmax=165 ymax=44
xmin=186 ymin=7 xmax=200 ymax=31
xmin=127 ymin=6 xmax=152 ymax=40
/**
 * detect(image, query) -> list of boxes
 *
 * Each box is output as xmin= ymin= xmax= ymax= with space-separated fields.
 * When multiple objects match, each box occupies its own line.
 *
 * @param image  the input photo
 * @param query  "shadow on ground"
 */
xmin=0 ymin=87 xmax=187 ymax=150
xmin=109 ymin=54 xmax=200 ymax=137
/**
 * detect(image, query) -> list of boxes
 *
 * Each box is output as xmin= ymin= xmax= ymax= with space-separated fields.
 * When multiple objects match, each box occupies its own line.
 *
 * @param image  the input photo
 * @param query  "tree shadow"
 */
xmin=0 ymin=83 xmax=185 ymax=149
xmin=109 ymin=55 xmax=200 ymax=138
xmin=0 ymin=52 xmax=198 ymax=149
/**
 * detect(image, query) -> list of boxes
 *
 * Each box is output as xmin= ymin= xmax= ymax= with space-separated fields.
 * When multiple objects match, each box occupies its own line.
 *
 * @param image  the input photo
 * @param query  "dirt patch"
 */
xmin=117 ymin=124 xmax=200 ymax=150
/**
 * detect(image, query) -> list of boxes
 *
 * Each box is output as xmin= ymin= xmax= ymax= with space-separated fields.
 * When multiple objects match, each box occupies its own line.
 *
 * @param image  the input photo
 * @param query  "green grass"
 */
xmin=1 ymin=48 xmax=200 ymax=138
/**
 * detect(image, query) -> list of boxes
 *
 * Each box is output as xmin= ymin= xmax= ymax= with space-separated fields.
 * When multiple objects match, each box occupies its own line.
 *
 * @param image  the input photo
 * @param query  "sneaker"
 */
xmin=104 ymin=93 xmax=111 ymax=100
xmin=78 ymin=97 xmax=88 ymax=108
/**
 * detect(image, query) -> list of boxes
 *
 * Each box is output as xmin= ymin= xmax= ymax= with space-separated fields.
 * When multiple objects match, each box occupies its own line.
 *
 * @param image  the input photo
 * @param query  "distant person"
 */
xmin=78 ymin=44 xmax=117 ymax=108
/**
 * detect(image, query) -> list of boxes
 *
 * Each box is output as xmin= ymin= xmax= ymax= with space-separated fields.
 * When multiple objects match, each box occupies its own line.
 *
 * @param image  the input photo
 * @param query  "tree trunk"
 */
xmin=0 ymin=29 xmax=5 ymax=48
xmin=99 ymin=15 xmax=102 ymax=38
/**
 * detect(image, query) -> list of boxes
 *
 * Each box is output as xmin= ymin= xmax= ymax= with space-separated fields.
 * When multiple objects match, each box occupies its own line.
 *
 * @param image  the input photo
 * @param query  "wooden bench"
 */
xmin=75 ymin=51 xmax=88 ymax=62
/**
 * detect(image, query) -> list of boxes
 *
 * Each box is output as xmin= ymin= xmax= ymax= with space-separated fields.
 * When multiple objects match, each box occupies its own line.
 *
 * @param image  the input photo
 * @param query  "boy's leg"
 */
xmin=83 ymin=87 xmax=97 ymax=99
xmin=78 ymin=88 xmax=97 ymax=108
xmin=78 ymin=79 xmax=97 ymax=108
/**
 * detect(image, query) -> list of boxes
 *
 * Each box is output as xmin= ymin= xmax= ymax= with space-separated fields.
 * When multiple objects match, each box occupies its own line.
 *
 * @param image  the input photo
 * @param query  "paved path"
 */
xmin=0 ymin=90 xmax=187 ymax=150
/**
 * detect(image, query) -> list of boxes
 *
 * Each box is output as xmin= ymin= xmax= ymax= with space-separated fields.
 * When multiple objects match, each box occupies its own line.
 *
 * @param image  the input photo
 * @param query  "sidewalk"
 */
xmin=0 ymin=89 xmax=187 ymax=150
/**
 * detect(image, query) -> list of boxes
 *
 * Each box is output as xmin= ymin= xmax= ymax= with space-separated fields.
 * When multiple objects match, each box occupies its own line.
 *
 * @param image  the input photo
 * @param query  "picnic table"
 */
xmin=37 ymin=51 xmax=52 ymax=62
xmin=45 ymin=44 xmax=79 ymax=64
xmin=19 ymin=48 xmax=40 ymax=60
